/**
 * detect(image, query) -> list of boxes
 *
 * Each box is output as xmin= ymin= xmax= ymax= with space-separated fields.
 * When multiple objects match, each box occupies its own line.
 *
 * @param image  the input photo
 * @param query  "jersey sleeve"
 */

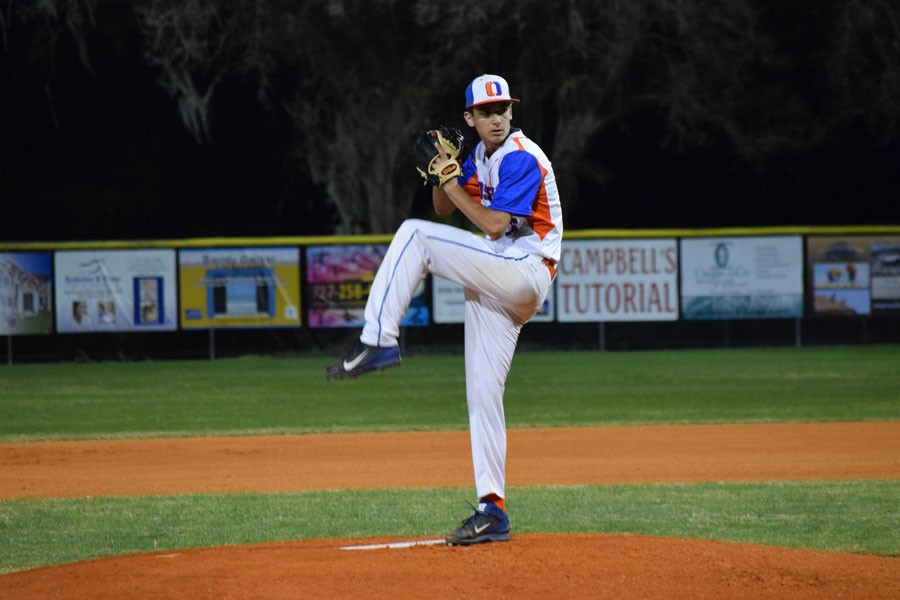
xmin=488 ymin=151 xmax=542 ymax=217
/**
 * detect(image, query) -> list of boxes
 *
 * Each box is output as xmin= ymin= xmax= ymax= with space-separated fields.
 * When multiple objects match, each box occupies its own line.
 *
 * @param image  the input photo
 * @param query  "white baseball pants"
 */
xmin=361 ymin=219 xmax=552 ymax=500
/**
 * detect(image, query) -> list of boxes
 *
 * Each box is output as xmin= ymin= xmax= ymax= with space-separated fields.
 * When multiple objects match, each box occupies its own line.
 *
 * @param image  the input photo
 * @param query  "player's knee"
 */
xmin=395 ymin=219 xmax=432 ymax=242
xmin=397 ymin=218 xmax=428 ymax=233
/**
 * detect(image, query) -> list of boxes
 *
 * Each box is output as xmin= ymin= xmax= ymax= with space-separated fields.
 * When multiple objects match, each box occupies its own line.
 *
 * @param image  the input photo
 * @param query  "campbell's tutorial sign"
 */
xmin=555 ymin=239 xmax=679 ymax=322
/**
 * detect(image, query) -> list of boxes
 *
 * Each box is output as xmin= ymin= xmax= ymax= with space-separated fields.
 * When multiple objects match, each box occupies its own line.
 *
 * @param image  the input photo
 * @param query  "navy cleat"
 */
xmin=445 ymin=500 xmax=510 ymax=546
xmin=325 ymin=342 xmax=401 ymax=380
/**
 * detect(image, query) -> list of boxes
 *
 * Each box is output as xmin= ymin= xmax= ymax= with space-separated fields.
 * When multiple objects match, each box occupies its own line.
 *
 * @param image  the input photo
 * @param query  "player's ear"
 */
xmin=463 ymin=111 xmax=475 ymax=127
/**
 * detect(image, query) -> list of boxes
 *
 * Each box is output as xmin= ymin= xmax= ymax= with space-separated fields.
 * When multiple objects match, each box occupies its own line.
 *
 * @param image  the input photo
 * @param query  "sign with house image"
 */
xmin=0 ymin=252 xmax=53 ymax=335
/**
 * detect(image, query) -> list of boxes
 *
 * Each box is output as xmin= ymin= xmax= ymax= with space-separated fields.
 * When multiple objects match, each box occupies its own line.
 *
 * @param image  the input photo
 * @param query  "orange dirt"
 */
xmin=2 ymin=422 xmax=899 ymax=599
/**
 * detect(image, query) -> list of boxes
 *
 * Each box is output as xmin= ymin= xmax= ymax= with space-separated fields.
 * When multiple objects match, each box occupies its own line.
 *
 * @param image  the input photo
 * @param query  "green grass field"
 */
xmin=2 ymin=346 xmax=898 ymax=439
xmin=1 ymin=346 xmax=898 ymax=573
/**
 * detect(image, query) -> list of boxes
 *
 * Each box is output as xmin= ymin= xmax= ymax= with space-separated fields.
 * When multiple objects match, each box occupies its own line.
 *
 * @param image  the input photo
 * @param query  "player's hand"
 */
xmin=413 ymin=127 xmax=464 ymax=187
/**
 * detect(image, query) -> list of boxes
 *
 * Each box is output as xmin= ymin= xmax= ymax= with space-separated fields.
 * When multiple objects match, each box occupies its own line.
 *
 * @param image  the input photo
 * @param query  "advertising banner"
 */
xmin=0 ymin=252 xmax=53 ymax=335
xmin=556 ymin=239 xmax=678 ymax=322
xmin=179 ymin=247 xmax=301 ymax=329
xmin=306 ymin=245 xmax=429 ymax=328
xmin=681 ymin=236 xmax=803 ymax=319
xmin=807 ymin=236 xmax=900 ymax=315
xmin=432 ymin=276 xmax=555 ymax=324
xmin=55 ymin=249 xmax=177 ymax=333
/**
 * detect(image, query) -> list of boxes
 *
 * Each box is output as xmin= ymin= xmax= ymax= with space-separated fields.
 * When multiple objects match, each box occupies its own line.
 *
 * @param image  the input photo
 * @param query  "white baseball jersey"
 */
xmin=461 ymin=129 xmax=563 ymax=265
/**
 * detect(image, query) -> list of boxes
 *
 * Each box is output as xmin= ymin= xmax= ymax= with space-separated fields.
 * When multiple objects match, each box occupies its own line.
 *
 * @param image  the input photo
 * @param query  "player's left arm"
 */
xmin=431 ymin=146 xmax=513 ymax=240
xmin=438 ymin=182 xmax=512 ymax=240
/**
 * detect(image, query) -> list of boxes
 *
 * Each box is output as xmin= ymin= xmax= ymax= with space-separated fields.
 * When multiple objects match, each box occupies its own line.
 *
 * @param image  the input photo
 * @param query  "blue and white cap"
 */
xmin=465 ymin=74 xmax=520 ymax=109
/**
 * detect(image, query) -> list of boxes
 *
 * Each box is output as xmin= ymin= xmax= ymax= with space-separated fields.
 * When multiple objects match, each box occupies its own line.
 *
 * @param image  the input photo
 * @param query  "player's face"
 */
xmin=465 ymin=102 xmax=513 ymax=153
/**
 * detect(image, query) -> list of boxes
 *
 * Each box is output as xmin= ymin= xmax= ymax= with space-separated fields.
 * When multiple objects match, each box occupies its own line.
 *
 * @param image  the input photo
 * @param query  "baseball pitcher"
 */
xmin=326 ymin=74 xmax=563 ymax=545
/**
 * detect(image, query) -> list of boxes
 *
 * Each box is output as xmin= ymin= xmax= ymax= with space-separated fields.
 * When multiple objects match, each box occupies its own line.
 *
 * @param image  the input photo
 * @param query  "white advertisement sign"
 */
xmin=55 ymin=249 xmax=177 ymax=333
xmin=556 ymin=239 xmax=679 ymax=322
xmin=432 ymin=276 xmax=555 ymax=323
xmin=681 ymin=236 xmax=803 ymax=319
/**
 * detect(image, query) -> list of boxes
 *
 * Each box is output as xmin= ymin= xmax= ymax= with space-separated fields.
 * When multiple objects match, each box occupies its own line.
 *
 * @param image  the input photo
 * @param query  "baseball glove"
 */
xmin=413 ymin=126 xmax=465 ymax=187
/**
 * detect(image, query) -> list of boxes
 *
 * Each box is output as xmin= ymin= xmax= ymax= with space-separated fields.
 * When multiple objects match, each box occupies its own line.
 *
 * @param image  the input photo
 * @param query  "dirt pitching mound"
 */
xmin=2 ymin=534 xmax=898 ymax=599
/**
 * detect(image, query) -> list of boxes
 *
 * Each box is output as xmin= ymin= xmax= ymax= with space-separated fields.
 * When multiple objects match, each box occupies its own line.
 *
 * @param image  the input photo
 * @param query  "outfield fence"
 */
xmin=2 ymin=225 xmax=899 ymax=363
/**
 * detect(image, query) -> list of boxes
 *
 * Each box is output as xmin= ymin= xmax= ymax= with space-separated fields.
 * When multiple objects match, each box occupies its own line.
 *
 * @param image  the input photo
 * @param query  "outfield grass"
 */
xmin=1 ymin=346 xmax=898 ymax=440
xmin=0 ymin=346 xmax=898 ymax=573
xmin=1 ymin=481 xmax=897 ymax=574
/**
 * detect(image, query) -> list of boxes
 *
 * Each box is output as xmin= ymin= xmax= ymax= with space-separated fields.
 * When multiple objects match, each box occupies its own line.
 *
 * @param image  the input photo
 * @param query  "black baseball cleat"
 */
xmin=445 ymin=500 xmax=510 ymax=546
xmin=325 ymin=342 xmax=401 ymax=380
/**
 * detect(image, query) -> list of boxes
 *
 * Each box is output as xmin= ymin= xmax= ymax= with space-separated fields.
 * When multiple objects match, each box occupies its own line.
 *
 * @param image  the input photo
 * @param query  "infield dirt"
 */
xmin=2 ymin=421 xmax=898 ymax=599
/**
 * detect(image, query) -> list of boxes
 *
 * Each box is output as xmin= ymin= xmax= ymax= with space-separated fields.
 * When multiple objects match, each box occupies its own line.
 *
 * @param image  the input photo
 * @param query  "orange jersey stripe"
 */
xmin=528 ymin=164 xmax=555 ymax=240
xmin=463 ymin=173 xmax=481 ymax=203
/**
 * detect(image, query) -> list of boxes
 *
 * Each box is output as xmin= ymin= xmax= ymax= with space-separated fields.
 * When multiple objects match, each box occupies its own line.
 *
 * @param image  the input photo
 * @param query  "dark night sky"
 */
xmin=585 ymin=113 xmax=900 ymax=230
xmin=2 ymin=18 xmax=899 ymax=244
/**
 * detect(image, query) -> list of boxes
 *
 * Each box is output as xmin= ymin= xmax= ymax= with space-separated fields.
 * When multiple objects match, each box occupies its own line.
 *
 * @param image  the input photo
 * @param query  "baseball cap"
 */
xmin=465 ymin=74 xmax=520 ymax=109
